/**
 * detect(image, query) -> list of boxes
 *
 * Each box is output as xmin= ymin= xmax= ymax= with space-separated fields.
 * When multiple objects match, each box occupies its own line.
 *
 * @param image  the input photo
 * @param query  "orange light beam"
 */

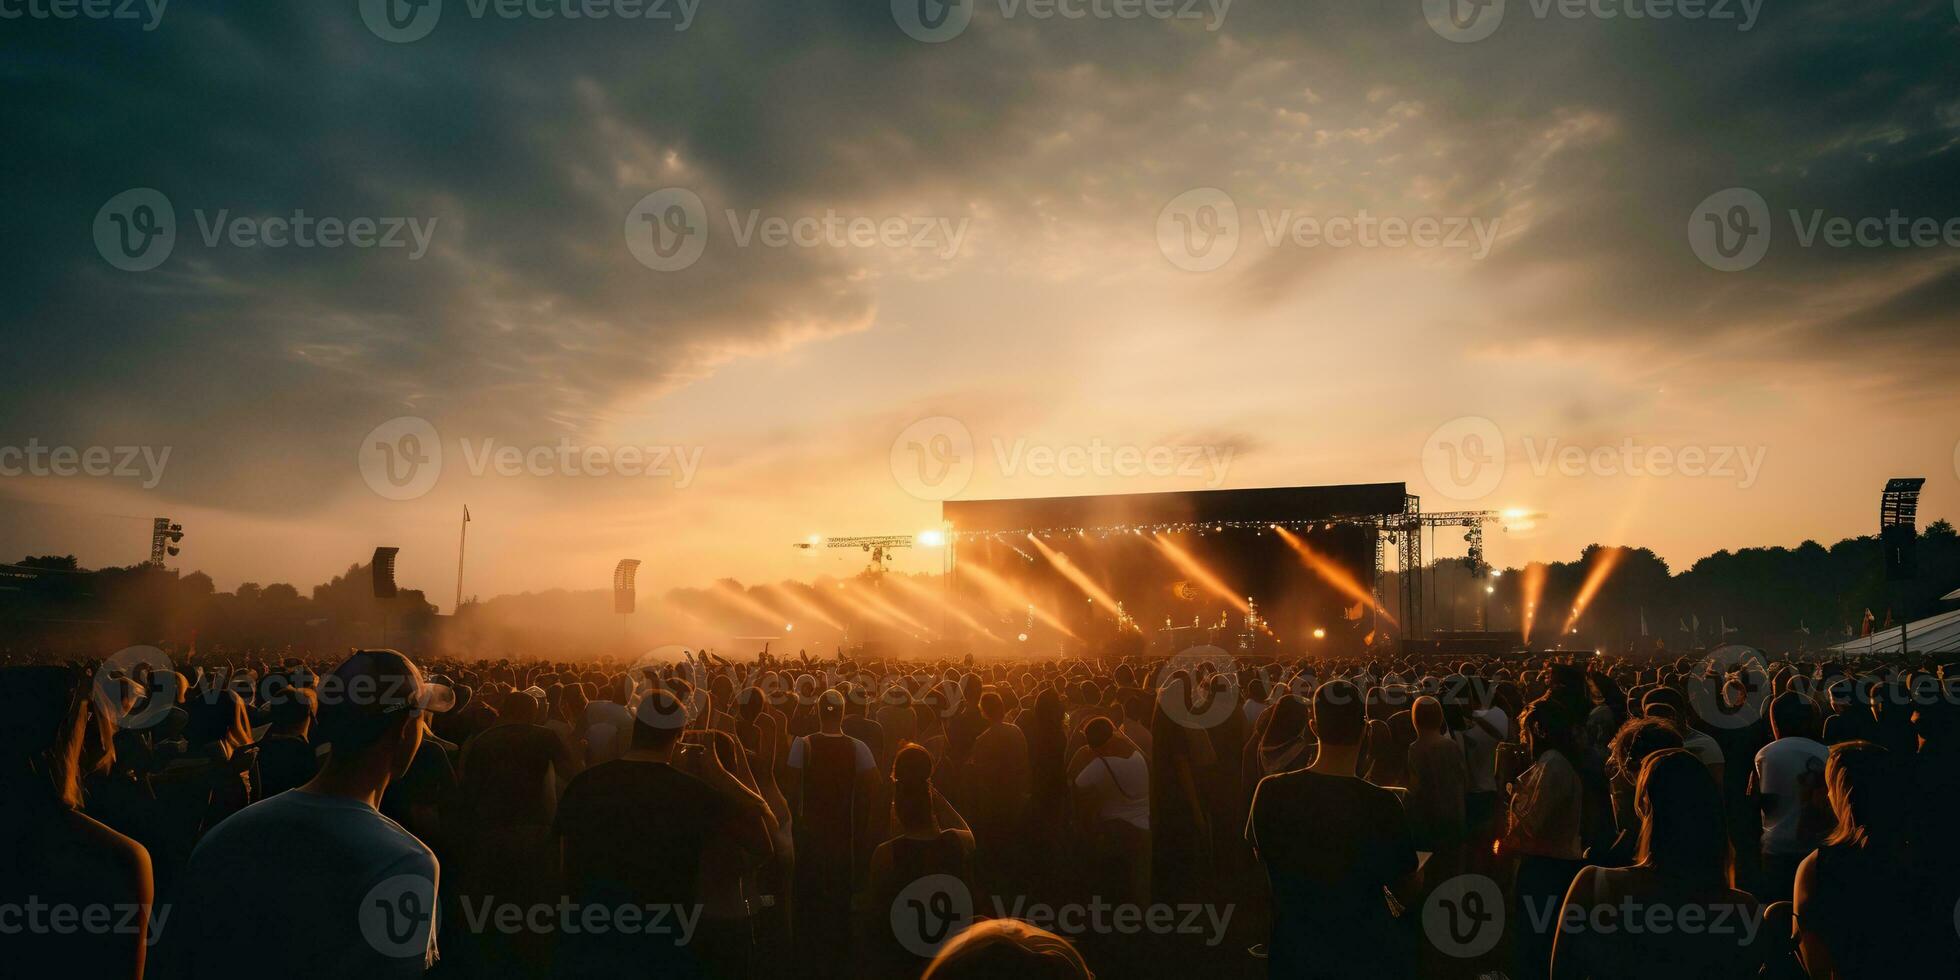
xmin=1519 ymin=562 xmax=1548 ymax=646
xmin=761 ymin=583 xmax=842 ymax=630
xmin=1149 ymin=534 xmax=1250 ymax=614
xmin=1026 ymin=535 xmax=1124 ymax=613
xmin=707 ymin=581 xmax=797 ymax=634
xmin=957 ymin=560 xmax=1078 ymax=638
xmin=829 ymin=583 xmax=904 ymax=630
xmin=1272 ymin=526 xmax=1397 ymax=626
xmin=883 ymin=573 xmax=1002 ymax=641
xmin=853 ymin=583 xmax=936 ymax=635
xmin=1563 ymin=547 xmax=1624 ymax=636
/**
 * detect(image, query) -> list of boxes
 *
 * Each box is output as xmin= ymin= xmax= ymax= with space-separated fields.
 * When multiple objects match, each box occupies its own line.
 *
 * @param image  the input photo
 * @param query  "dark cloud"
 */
xmin=2 ymin=0 xmax=1956 ymax=522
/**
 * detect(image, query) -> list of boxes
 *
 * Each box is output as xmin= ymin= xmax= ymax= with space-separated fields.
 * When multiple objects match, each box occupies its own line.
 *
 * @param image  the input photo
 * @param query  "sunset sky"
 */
xmin=5 ymin=1 xmax=1959 ymax=604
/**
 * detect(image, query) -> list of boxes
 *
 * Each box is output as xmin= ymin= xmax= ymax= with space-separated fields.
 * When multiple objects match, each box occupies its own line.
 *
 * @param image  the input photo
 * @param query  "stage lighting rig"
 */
xmin=148 ymin=517 xmax=184 ymax=566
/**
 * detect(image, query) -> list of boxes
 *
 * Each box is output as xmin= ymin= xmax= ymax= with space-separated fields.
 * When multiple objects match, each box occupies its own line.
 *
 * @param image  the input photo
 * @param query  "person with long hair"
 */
xmin=0 ymin=666 xmax=154 ymax=980
xmin=1504 ymin=696 xmax=1588 ymax=980
xmin=1021 ymin=687 xmax=1069 ymax=889
xmin=1148 ymin=670 xmax=1216 ymax=906
xmin=1792 ymin=740 xmax=1940 ymax=979
xmin=1550 ymin=749 xmax=1762 ymax=980
xmin=921 ymin=918 xmax=1093 ymax=980
xmin=1600 ymin=716 xmax=1684 ymax=865
xmin=866 ymin=742 xmax=976 ymax=977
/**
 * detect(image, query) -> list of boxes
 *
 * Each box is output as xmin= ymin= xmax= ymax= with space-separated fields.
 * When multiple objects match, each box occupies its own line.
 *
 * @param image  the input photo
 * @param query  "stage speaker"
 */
xmin=372 ymin=547 xmax=400 ymax=599
xmin=1881 ymin=525 xmax=1916 ymax=582
xmin=613 ymin=558 xmax=642 ymax=614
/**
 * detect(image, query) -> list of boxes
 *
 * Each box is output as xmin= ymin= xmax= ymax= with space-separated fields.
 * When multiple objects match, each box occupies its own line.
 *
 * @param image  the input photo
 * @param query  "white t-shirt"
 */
xmin=1754 ymin=736 xmax=1829 ymax=855
xmin=1681 ymin=729 xmax=1726 ymax=771
xmin=788 ymin=732 xmax=875 ymax=773
xmin=1074 ymin=750 xmax=1150 ymax=830
xmin=1241 ymin=697 xmax=1268 ymax=727
xmin=164 ymin=790 xmax=439 ymax=979
xmin=1464 ymin=706 xmax=1509 ymax=794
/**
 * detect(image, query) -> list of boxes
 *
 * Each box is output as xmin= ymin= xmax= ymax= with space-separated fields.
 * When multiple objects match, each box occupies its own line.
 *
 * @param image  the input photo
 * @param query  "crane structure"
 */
xmin=792 ymin=534 xmax=918 ymax=575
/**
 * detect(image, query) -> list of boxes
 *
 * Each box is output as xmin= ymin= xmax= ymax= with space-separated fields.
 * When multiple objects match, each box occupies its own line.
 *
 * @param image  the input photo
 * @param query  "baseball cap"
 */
xmin=315 ymin=649 xmax=453 ymax=749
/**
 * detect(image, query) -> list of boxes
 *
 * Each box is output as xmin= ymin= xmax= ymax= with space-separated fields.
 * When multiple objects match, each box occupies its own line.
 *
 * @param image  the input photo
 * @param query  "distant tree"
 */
xmin=19 ymin=554 xmax=79 ymax=570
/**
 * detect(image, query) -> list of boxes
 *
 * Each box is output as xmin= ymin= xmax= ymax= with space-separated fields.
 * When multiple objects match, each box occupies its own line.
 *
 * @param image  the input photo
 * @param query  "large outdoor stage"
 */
xmin=942 ymin=483 xmax=1412 ymax=658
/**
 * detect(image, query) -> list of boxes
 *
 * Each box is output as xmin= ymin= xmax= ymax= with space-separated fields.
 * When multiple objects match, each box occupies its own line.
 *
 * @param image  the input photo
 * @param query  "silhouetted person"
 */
xmin=1246 ymin=679 xmax=1418 ymax=979
xmin=1 ymin=665 xmax=155 ymax=980
xmin=1551 ymin=749 xmax=1762 ymax=980
xmin=154 ymin=650 xmax=446 ymax=980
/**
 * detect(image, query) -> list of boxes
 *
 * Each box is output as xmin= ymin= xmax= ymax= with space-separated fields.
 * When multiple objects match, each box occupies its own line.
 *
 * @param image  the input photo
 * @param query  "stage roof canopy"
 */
xmin=1829 ymin=606 xmax=1960 ymax=656
xmin=941 ymin=482 xmax=1409 ymax=534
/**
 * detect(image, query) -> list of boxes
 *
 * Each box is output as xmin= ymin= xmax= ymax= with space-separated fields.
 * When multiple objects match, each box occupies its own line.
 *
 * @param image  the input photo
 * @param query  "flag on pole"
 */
xmin=1640 ymin=608 xmax=1649 ymax=637
xmin=1798 ymin=620 xmax=1811 ymax=636
xmin=463 ymin=505 xmax=472 ymax=523
xmin=1860 ymin=609 xmax=1875 ymax=637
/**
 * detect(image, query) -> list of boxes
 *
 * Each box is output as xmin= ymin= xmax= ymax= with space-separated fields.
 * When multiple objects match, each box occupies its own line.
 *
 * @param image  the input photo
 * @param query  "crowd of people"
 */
xmin=3 ymin=640 xmax=1957 ymax=979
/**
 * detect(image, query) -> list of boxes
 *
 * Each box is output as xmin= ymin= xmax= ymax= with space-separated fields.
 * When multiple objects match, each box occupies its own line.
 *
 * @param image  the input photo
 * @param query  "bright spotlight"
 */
xmin=1490 ymin=569 xmax=1504 ymax=578
xmin=1017 ymin=633 xmax=1029 ymax=642
xmin=917 ymin=528 xmax=946 ymax=547
xmin=784 ymin=623 xmax=794 ymax=632
xmin=1486 ymin=586 xmax=1496 ymax=594
xmin=806 ymin=534 xmax=822 ymax=546
xmin=1311 ymin=628 xmax=1327 ymax=640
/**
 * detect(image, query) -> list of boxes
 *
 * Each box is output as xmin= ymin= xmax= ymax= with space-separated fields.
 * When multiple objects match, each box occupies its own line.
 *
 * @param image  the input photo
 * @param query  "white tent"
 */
xmin=1830 ymin=606 xmax=1960 ymax=655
